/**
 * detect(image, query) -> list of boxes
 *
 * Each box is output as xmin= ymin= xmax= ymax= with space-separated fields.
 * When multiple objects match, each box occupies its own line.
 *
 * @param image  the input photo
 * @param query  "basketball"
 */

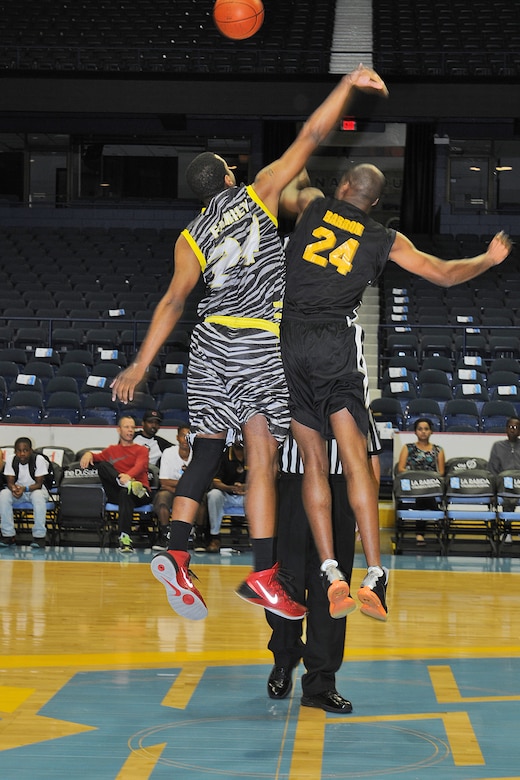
xmin=213 ymin=0 xmax=264 ymax=40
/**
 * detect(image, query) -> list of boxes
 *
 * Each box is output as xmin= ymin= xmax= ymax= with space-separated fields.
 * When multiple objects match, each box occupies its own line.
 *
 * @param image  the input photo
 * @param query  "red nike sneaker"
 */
xmin=235 ymin=563 xmax=307 ymax=620
xmin=151 ymin=550 xmax=208 ymax=620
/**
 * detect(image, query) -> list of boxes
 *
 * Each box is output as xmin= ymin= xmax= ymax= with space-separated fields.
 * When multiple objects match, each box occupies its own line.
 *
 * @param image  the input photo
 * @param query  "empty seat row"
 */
xmin=385 ymin=355 xmax=520 ymax=378
xmin=0 ymin=388 xmax=189 ymax=426
xmin=373 ymin=0 xmax=520 ymax=78
xmin=371 ymin=396 xmax=518 ymax=433
xmin=384 ymin=331 xmax=520 ymax=363
xmin=0 ymin=323 xmax=193 ymax=358
xmin=0 ymin=346 xmax=189 ymax=373
xmin=0 ymin=1 xmax=335 ymax=74
xmin=383 ymin=366 xmax=520 ymax=390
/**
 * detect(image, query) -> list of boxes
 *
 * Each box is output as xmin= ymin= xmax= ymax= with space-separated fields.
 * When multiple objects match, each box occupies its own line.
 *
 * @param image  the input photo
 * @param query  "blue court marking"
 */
xmin=2 ymin=659 xmax=519 ymax=779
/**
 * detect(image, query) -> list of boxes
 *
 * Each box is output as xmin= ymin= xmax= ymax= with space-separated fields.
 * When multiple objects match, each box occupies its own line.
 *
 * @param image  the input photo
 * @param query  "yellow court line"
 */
xmin=443 ymin=711 xmax=485 ymax=766
xmin=0 ymin=711 xmax=96 ymax=752
xmin=289 ymin=707 xmax=326 ymax=780
xmin=429 ymin=665 xmax=520 ymax=703
xmin=0 ymin=650 xmax=270 ymax=669
xmin=116 ymin=743 xmax=167 ymax=780
xmin=4 ymin=645 xmax=520 ymax=670
xmin=320 ymin=711 xmax=484 ymax=767
xmin=0 ymin=670 xmax=97 ymax=753
xmin=161 ymin=665 xmax=205 ymax=710
xmin=345 ymin=645 xmax=520 ymax=660
xmin=0 ymin=686 xmax=35 ymax=713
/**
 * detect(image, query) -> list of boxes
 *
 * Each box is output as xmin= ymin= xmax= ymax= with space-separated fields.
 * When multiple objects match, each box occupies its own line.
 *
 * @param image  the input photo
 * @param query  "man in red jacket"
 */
xmin=80 ymin=415 xmax=150 ymax=552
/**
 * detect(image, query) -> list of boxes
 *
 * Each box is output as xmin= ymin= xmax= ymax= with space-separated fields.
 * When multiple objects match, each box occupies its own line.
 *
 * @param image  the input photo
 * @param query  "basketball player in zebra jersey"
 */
xmin=111 ymin=65 xmax=389 ymax=622
xmin=265 ymin=414 xmax=381 ymax=713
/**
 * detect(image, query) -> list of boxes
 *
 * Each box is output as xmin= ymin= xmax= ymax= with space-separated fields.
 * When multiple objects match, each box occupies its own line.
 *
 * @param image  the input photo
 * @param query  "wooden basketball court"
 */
xmin=1 ymin=542 xmax=519 ymax=779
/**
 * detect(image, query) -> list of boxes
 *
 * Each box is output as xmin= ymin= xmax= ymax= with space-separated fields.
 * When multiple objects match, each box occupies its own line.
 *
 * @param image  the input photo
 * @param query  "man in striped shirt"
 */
xmin=265 ymin=417 xmax=381 ymax=713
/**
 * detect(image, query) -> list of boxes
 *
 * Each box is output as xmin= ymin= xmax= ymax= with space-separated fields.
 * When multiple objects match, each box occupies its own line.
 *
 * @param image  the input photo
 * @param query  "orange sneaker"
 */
xmin=322 ymin=563 xmax=357 ymax=618
xmin=357 ymin=566 xmax=389 ymax=621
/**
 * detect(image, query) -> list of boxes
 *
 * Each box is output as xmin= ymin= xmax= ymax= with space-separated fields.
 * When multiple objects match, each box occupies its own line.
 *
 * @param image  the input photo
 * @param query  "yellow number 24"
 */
xmin=302 ymin=226 xmax=359 ymax=276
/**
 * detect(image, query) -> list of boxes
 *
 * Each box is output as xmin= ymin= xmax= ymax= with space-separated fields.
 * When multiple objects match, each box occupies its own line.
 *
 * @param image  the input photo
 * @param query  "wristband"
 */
xmin=25 ymin=486 xmax=30 ymax=493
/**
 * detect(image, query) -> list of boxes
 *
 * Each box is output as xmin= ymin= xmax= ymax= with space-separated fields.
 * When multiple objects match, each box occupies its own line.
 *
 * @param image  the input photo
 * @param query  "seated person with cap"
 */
xmin=133 ymin=409 xmax=173 ymax=467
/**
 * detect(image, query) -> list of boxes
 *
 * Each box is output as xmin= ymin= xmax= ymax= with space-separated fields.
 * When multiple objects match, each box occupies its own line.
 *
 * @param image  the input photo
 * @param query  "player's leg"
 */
xmin=290 ymin=419 xmax=332 ymax=560
xmin=291 ymin=419 xmax=355 ymax=619
xmin=242 ymin=412 xmax=279 ymax=540
xmin=330 ymin=408 xmax=388 ymax=621
xmin=151 ymin=433 xmax=226 ymax=621
xmin=234 ymin=413 xmax=307 ymax=620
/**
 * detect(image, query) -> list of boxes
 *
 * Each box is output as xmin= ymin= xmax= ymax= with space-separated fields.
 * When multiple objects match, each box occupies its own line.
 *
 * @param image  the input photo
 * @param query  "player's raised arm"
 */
xmin=253 ymin=65 xmax=388 ymax=215
xmin=279 ymin=168 xmax=325 ymax=220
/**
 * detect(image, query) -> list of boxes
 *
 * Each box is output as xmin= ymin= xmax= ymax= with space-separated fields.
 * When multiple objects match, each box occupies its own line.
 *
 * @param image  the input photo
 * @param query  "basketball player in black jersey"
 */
xmin=280 ymin=163 xmax=512 ymax=621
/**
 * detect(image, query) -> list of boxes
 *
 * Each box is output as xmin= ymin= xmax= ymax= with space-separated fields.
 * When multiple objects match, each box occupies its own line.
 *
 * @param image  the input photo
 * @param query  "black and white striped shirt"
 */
xmin=280 ymin=411 xmax=381 ymax=475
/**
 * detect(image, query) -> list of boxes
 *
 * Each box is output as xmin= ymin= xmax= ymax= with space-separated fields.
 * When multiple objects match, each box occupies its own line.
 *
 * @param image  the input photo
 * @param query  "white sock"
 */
xmin=320 ymin=558 xmax=338 ymax=572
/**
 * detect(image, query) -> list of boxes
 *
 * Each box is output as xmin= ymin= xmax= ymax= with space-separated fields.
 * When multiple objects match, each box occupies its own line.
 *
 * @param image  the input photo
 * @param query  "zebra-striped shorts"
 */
xmin=187 ymin=321 xmax=290 ymax=443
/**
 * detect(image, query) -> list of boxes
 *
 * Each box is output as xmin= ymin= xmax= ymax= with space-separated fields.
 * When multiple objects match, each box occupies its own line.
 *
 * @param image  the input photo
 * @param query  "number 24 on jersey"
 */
xmin=302 ymin=226 xmax=359 ymax=276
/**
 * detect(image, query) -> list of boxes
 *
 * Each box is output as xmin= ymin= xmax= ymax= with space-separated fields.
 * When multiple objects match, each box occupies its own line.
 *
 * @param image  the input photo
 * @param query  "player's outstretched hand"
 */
xmin=349 ymin=64 xmax=389 ymax=97
xmin=488 ymin=231 xmax=513 ymax=266
xmin=111 ymin=363 xmax=144 ymax=403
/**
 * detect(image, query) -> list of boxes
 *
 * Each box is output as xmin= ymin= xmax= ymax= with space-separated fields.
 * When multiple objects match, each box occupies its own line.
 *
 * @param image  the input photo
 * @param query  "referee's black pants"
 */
xmin=266 ymin=474 xmax=356 ymax=697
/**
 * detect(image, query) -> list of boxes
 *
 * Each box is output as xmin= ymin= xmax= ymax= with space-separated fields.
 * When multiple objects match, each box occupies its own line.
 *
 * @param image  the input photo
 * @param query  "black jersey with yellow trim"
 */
xmin=283 ymin=195 xmax=395 ymax=321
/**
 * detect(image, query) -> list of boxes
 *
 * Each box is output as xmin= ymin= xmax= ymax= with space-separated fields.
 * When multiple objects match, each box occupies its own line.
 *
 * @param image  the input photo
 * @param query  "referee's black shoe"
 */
xmin=267 ymin=663 xmax=298 ymax=699
xmin=301 ymin=689 xmax=352 ymax=713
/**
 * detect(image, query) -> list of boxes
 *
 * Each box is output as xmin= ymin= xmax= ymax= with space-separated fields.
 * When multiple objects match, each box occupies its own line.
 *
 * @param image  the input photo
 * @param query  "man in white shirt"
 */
xmin=153 ymin=426 xmax=192 ymax=550
xmin=0 ymin=436 xmax=50 ymax=549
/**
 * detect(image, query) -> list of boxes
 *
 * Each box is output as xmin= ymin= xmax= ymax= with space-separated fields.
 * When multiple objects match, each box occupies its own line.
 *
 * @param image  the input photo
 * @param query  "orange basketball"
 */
xmin=213 ymin=0 xmax=264 ymax=40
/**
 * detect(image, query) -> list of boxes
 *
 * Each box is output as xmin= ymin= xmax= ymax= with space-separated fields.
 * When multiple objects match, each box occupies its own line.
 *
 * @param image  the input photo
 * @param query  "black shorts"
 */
xmin=280 ymin=318 xmax=369 ymax=439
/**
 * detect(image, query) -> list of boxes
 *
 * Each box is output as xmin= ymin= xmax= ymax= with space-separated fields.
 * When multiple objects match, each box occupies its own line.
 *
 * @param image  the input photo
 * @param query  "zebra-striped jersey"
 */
xmin=182 ymin=184 xmax=285 ymax=327
xmin=280 ymin=413 xmax=382 ymax=476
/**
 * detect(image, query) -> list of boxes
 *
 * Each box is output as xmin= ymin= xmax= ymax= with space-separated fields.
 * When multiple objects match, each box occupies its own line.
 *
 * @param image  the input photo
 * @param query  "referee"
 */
xmin=265 ymin=414 xmax=381 ymax=713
